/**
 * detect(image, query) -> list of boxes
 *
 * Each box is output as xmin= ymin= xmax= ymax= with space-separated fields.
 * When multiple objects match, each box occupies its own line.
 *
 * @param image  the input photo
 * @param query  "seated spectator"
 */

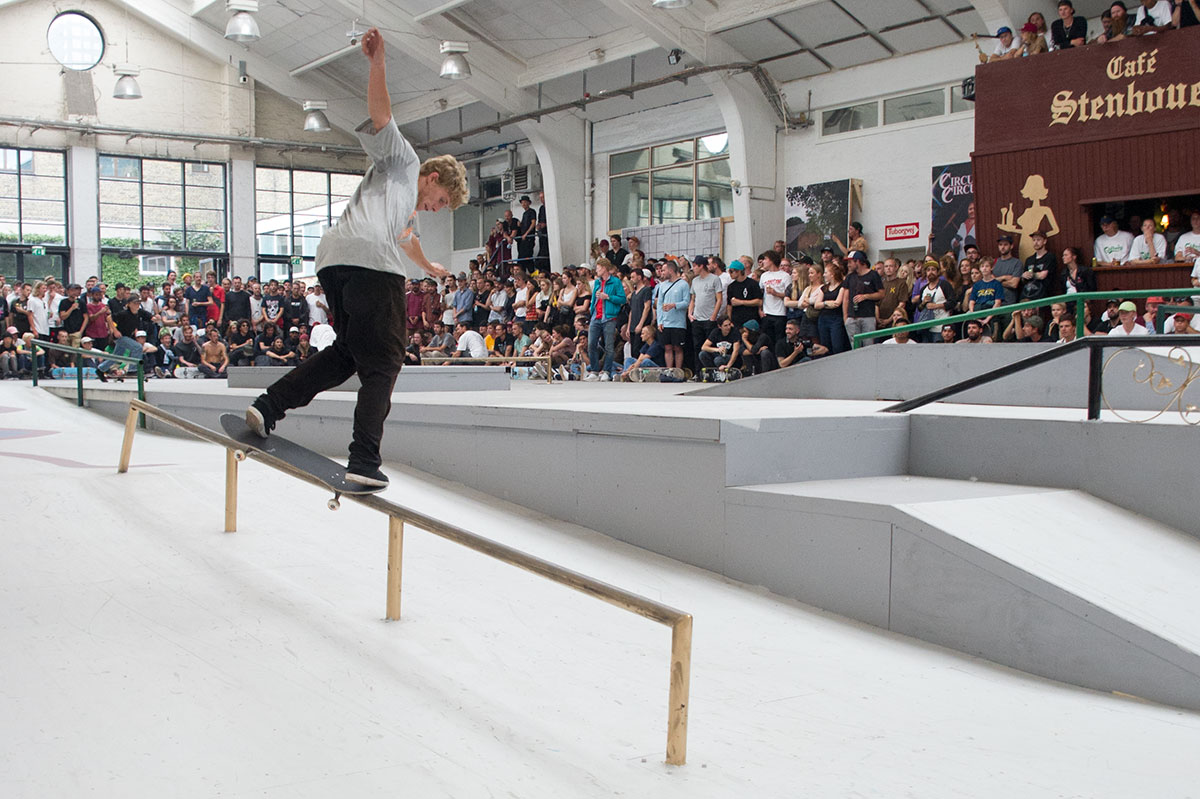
xmin=1168 ymin=312 xmax=1197 ymax=334
xmin=453 ymin=321 xmax=489 ymax=360
xmin=1177 ymin=0 xmax=1200 ymax=28
xmin=48 ymin=330 xmax=74 ymax=369
xmin=881 ymin=308 xmax=915 ymax=344
xmin=264 ymin=336 xmax=296 ymax=366
xmin=1127 ymin=218 xmax=1168 ymax=265
xmin=199 ymin=327 xmax=229 ymax=378
xmin=294 ymin=333 xmax=312 ymax=363
xmin=227 ymin=320 xmax=255 ymax=367
xmin=618 ymin=325 xmax=665 ymax=380
xmin=1107 ymin=1 xmax=1132 ymax=40
xmin=254 ymin=322 xmax=280 ymax=366
xmin=0 ymin=329 xmax=18 ymax=378
xmin=1017 ymin=21 xmax=1050 ymax=56
xmin=737 ymin=319 xmax=773 ymax=375
xmin=422 ymin=321 xmax=455 ymax=359
xmin=958 ymin=318 xmax=994 ymax=344
xmin=939 ymin=325 xmax=958 ymax=344
xmin=1014 ymin=313 xmax=1048 ymax=342
xmin=1094 ymin=216 xmax=1134 ymax=266
xmin=699 ymin=317 xmax=741 ymax=372
xmin=148 ymin=331 xmax=176 ymax=377
xmin=1107 ymin=300 xmax=1149 ymax=336
xmin=775 ymin=317 xmax=828 ymax=367
xmin=172 ymin=326 xmax=202 ymax=377
xmin=1057 ymin=317 xmax=1078 ymax=343
xmin=404 ymin=334 xmax=423 ymax=366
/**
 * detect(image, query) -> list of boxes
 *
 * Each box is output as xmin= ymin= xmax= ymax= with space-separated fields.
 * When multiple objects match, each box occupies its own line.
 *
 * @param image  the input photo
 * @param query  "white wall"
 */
xmin=778 ymin=43 xmax=978 ymax=260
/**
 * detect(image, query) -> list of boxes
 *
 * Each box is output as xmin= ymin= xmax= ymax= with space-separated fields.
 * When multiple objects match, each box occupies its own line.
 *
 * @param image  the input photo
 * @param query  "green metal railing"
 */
xmin=30 ymin=339 xmax=146 ymax=427
xmin=851 ymin=288 xmax=1197 ymax=348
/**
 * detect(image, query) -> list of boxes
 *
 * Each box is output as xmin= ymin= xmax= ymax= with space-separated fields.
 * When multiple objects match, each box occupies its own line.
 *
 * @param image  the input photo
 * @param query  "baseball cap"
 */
xmin=997 ymin=235 xmax=1013 ymax=244
xmin=6 ymin=326 xmax=17 ymax=335
xmin=67 ymin=283 xmax=81 ymax=290
xmin=135 ymin=330 xmax=147 ymax=337
xmin=1020 ymin=22 xmax=1038 ymax=33
xmin=692 ymin=255 xmax=708 ymax=266
xmin=519 ymin=195 xmax=531 ymax=203
xmin=289 ymin=326 xmax=300 ymax=332
xmin=1176 ymin=312 xmax=1193 ymax=321
xmin=1100 ymin=215 xmax=1116 ymax=225
xmin=1118 ymin=301 xmax=1137 ymax=312
xmin=126 ymin=295 xmax=141 ymax=304
xmin=728 ymin=260 xmax=745 ymax=271
xmin=642 ymin=268 xmax=652 ymax=278
xmin=1146 ymin=296 xmax=1164 ymax=304
xmin=742 ymin=320 xmax=760 ymax=332
xmin=821 ymin=245 xmax=834 ymax=253
xmin=81 ymin=336 xmax=92 ymax=343
xmin=848 ymin=251 xmax=869 ymax=264
xmin=997 ymin=26 xmax=1012 ymax=36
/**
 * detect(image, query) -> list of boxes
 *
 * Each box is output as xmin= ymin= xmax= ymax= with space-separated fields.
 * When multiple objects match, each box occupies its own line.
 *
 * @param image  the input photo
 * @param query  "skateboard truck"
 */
xmin=328 ymin=492 xmax=342 ymax=511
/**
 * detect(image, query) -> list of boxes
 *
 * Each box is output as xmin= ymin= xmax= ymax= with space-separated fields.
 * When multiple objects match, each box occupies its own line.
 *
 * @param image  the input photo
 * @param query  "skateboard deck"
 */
xmin=629 ymin=367 xmax=688 ymax=383
xmin=219 ymin=414 xmax=383 ymax=506
xmin=700 ymin=367 xmax=742 ymax=383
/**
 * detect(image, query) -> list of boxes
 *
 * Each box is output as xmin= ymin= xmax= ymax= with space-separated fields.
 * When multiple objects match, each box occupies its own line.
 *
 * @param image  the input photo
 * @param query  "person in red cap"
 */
xmin=1168 ymin=312 xmax=1197 ymax=335
xmin=1141 ymin=296 xmax=1164 ymax=332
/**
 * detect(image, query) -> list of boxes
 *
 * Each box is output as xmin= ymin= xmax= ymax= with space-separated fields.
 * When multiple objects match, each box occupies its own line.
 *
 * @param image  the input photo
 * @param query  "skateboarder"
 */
xmin=245 ymin=27 xmax=467 ymax=488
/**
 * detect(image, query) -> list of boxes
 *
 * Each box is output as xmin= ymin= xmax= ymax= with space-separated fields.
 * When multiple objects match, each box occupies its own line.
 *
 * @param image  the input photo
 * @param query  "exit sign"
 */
xmin=30 ymin=246 xmax=45 ymax=256
xmin=289 ymin=256 xmax=302 ymax=267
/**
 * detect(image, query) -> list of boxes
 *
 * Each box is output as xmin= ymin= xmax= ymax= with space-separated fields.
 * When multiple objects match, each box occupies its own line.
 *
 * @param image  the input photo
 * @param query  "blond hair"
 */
xmin=420 ymin=155 xmax=469 ymax=210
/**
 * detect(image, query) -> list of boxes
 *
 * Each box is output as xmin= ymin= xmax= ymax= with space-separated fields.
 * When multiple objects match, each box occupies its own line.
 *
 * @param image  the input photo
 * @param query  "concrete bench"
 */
xmin=226 ymin=365 xmax=511 ymax=392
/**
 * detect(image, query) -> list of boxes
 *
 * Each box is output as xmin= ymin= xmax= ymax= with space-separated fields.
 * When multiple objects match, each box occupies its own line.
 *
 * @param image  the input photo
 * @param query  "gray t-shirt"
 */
xmin=315 ymin=118 xmax=420 ymax=278
xmin=991 ymin=256 xmax=1023 ymax=304
xmin=690 ymin=272 xmax=723 ymax=320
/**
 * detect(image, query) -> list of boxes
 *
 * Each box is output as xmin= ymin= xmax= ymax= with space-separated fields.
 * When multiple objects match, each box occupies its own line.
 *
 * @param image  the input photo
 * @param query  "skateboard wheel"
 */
xmin=327 ymin=497 xmax=341 ymax=511
xmin=233 ymin=449 xmax=246 ymax=461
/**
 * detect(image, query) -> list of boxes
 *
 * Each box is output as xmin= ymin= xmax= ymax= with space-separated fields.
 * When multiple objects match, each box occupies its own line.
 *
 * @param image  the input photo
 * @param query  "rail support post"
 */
xmin=666 ymin=614 xmax=692 ymax=766
xmin=224 ymin=448 xmax=238 ymax=533
xmin=386 ymin=516 xmax=404 ymax=620
xmin=1087 ymin=345 xmax=1104 ymax=420
xmin=117 ymin=404 xmax=139 ymax=474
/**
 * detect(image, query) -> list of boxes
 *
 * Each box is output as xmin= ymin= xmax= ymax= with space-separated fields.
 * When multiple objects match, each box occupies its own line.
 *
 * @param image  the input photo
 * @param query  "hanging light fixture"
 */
xmin=439 ymin=41 xmax=471 ymax=80
xmin=113 ymin=64 xmax=142 ymax=99
xmin=302 ymin=101 xmax=331 ymax=133
xmin=651 ymin=0 xmax=692 ymax=8
xmin=225 ymin=0 xmax=261 ymax=43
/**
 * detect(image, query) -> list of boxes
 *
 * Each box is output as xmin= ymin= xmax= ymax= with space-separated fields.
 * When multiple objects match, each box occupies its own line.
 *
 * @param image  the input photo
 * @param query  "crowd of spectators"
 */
xmin=985 ymin=0 xmax=1197 ymax=61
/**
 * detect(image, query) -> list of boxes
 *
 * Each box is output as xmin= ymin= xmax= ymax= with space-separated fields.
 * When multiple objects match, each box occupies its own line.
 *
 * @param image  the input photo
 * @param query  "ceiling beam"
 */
xmin=110 ymin=0 xmax=364 ymax=134
xmin=593 ymin=0 xmax=712 ymax=62
xmin=190 ymin=0 xmax=224 ymax=15
xmin=703 ymin=0 xmax=826 ymax=33
xmin=326 ymin=0 xmax=539 ymax=117
xmin=516 ymin=32 xmax=659 ymax=89
xmin=390 ymin=84 xmax=478 ymax=126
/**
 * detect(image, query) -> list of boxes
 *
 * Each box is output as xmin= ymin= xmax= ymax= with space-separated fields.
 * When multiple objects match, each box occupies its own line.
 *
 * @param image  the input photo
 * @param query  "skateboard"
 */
xmin=219 ymin=413 xmax=384 ymax=510
xmin=629 ymin=367 xmax=690 ymax=383
xmin=699 ymin=367 xmax=742 ymax=383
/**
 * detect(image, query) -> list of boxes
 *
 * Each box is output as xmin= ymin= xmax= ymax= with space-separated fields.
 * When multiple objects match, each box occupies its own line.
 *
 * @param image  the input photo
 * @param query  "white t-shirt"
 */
xmin=1094 ymin=231 xmax=1133 ymax=265
xmin=28 ymin=295 xmax=50 ymax=335
xmin=1174 ymin=231 xmax=1200 ymax=264
xmin=46 ymin=293 xmax=63 ymax=328
xmin=1107 ymin=323 xmax=1149 ymax=337
xmin=882 ymin=337 xmax=916 ymax=345
xmin=759 ymin=270 xmax=792 ymax=316
xmin=514 ymin=286 xmax=529 ymax=320
xmin=306 ymin=293 xmax=329 ymax=325
xmin=1135 ymin=0 xmax=1173 ymax=28
xmin=455 ymin=329 xmax=489 ymax=358
xmin=992 ymin=38 xmax=1020 ymax=57
xmin=1128 ymin=233 xmax=1167 ymax=262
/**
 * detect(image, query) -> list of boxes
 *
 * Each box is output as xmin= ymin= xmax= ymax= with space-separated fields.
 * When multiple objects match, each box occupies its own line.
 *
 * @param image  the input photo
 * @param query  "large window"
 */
xmin=609 ymin=133 xmax=732 ymax=230
xmin=255 ymin=167 xmax=360 ymax=275
xmin=821 ymin=82 xmax=972 ymax=138
xmin=0 ymin=148 xmax=68 ymax=246
xmin=99 ymin=155 xmax=226 ymax=252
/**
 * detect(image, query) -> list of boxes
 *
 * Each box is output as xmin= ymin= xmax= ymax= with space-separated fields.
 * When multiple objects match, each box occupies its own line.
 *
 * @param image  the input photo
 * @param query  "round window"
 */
xmin=47 ymin=11 xmax=106 ymax=71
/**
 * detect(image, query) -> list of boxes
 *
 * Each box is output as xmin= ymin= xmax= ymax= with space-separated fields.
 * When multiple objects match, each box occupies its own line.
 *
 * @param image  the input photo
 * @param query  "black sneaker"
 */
xmin=97 ymin=370 xmax=109 ymax=383
xmin=245 ymin=398 xmax=276 ymax=439
xmin=345 ymin=465 xmax=389 ymax=488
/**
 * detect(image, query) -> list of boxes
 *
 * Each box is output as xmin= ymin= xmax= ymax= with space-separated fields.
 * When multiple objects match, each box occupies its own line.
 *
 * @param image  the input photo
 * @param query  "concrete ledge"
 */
xmin=226 ymin=364 xmax=511 ymax=392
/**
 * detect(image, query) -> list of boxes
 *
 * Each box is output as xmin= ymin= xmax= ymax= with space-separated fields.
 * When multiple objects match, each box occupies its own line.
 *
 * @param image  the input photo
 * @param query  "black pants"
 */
xmin=262 ymin=266 xmax=407 ymax=471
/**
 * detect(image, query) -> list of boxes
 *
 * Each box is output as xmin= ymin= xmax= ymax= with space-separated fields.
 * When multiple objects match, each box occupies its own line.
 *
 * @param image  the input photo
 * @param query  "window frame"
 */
xmin=608 ymin=133 xmax=731 ymax=230
xmin=0 ymin=147 xmax=69 ymax=247
xmin=98 ymin=153 xmax=227 ymax=253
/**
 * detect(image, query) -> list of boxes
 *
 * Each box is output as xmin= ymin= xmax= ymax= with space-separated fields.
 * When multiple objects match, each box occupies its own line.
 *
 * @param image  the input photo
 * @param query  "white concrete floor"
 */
xmin=2 ymin=381 xmax=1198 ymax=798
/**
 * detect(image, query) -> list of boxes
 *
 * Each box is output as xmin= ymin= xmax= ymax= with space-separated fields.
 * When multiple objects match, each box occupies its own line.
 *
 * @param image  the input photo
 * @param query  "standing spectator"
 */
xmin=487 ymin=279 xmax=510 ymax=324
xmin=27 ymin=281 xmax=51 ymax=342
xmin=83 ymin=286 xmax=110 ymax=350
xmin=512 ymin=274 xmax=532 ymax=333
xmin=204 ymin=272 xmax=224 ymax=328
xmin=516 ymin=195 xmax=537 ymax=266
xmin=224 ymin=276 xmax=253 ymax=329
xmin=183 ymin=274 xmax=210 ymax=329
xmin=453 ymin=276 xmax=475 ymax=327
xmin=758 ymin=250 xmax=791 ymax=345
xmin=841 ymin=251 xmax=883 ymax=346
xmin=688 ymin=259 xmax=724 ymax=360
xmin=876 ymin=259 xmax=908 ymax=332
xmin=626 ymin=267 xmax=655 ymax=356
xmin=992 ymin=235 xmax=1024 ymax=305
xmin=916 ymin=261 xmax=952 ymax=342
xmin=420 ymin=278 xmax=442 ymax=332
xmin=260 ymin=280 xmax=284 ymax=329
xmin=1059 ymin=247 xmax=1096 ymax=296
xmin=726 ymin=261 xmax=763 ymax=330
xmin=57 ymin=284 xmax=88 ymax=347
xmin=1131 ymin=0 xmax=1173 ymax=34
xmin=788 ymin=263 xmax=824 ymax=341
xmin=249 ymin=280 xmax=263 ymax=331
xmin=655 ymin=259 xmax=690 ymax=371
xmin=536 ymin=190 xmax=550 ymax=270
xmin=815 ymin=263 xmax=848 ymax=354
xmin=584 ymin=259 xmax=626 ymax=381
xmin=281 ymin=281 xmax=309 ymax=331
xmin=831 ymin=222 xmax=868 ymax=257
xmin=969 ymin=259 xmax=1005 ymax=337
xmin=608 ymin=235 xmax=628 ymax=269
xmin=1021 ymin=231 xmax=1057 ymax=301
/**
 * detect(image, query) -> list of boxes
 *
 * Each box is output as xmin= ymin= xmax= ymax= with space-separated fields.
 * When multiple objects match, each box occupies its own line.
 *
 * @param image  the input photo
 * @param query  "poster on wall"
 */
xmin=930 ymin=162 xmax=974 ymax=261
xmin=785 ymin=179 xmax=851 ymax=264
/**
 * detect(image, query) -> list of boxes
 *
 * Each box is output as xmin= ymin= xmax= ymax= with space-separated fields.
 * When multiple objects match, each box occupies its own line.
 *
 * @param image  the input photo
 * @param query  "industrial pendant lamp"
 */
xmin=439 ymin=41 xmax=471 ymax=79
xmin=651 ymin=0 xmax=692 ymax=8
xmin=113 ymin=64 xmax=142 ymax=99
xmin=225 ymin=0 xmax=261 ymax=43
xmin=302 ymin=101 xmax=331 ymax=133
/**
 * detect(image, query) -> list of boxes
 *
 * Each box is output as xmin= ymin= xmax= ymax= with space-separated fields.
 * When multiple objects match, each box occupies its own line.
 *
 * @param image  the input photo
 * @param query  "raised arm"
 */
xmin=362 ymin=28 xmax=391 ymax=130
